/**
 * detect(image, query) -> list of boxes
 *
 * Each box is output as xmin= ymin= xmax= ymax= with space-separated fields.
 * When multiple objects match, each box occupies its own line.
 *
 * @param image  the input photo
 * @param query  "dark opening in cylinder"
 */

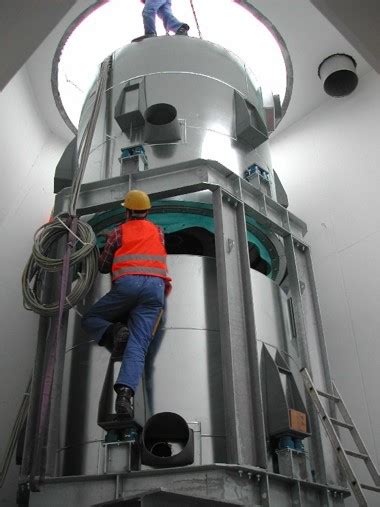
xmin=143 ymin=103 xmax=181 ymax=143
xmin=318 ymin=54 xmax=358 ymax=98
xmin=145 ymin=103 xmax=177 ymax=125
xmin=150 ymin=441 xmax=172 ymax=457
xmin=324 ymin=70 xmax=358 ymax=97
xmin=141 ymin=412 xmax=194 ymax=467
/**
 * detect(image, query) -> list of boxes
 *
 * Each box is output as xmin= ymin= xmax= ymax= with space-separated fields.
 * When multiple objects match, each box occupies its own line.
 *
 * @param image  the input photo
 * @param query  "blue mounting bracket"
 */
xmin=244 ymin=163 xmax=270 ymax=183
xmin=120 ymin=145 xmax=147 ymax=162
xmin=120 ymin=145 xmax=148 ymax=172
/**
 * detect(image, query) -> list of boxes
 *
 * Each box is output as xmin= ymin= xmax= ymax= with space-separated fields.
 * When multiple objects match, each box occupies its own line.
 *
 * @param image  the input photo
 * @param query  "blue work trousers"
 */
xmin=82 ymin=275 xmax=164 ymax=392
xmin=143 ymin=0 xmax=183 ymax=34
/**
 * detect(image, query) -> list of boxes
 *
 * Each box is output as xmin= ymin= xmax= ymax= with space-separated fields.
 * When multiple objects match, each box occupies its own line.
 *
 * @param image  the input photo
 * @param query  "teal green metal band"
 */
xmin=89 ymin=200 xmax=275 ymax=278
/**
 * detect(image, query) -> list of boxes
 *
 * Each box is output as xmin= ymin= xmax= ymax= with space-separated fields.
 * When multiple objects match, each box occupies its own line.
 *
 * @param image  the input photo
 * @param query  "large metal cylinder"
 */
xmin=78 ymin=36 xmax=274 ymax=196
xmin=58 ymin=255 xmax=295 ymax=476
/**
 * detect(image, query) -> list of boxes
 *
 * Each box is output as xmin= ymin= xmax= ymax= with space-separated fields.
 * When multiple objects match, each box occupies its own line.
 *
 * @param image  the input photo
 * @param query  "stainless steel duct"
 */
xmin=318 ymin=53 xmax=358 ymax=97
xmin=143 ymin=103 xmax=181 ymax=144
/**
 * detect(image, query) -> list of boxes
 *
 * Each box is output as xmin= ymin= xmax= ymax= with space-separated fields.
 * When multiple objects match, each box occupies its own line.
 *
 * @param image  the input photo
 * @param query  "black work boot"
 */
xmin=111 ymin=324 xmax=129 ymax=358
xmin=115 ymin=385 xmax=134 ymax=419
xmin=132 ymin=33 xmax=157 ymax=42
xmin=175 ymin=24 xmax=189 ymax=35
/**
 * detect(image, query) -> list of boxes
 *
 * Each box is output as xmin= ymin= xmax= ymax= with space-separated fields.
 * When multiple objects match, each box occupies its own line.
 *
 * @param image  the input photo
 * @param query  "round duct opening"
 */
xmin=150 ymin=441 xmax=172 ymax=458
xmin=145 ymin=103 xmax=178 ymax=126
xmin=141 ymin=412 xmax=194 ymax=467
xmin=318 ymin=54 xmax=358 ymax=97
xmin=144 ymin=103 xmax=181 ymax=144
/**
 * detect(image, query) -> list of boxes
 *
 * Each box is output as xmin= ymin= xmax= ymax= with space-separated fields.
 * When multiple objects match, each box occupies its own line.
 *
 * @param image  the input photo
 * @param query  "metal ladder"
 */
xmin=300 ymin=368 xmax=380 ymax=506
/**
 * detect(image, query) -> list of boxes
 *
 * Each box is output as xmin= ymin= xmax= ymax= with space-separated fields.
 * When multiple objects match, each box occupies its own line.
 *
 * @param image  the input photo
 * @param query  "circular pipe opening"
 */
xmin=142 ymin=412 xmax=190 ymax=458
xmin=324 ymin=70 xmax=358 ymax=98
xmin=145 ymin=103 xmax=178 ymax=125
xmin=150 ymin=441 xmax=172 ymax=457
xmin=318 ymin=54 xmax=358 ymax=98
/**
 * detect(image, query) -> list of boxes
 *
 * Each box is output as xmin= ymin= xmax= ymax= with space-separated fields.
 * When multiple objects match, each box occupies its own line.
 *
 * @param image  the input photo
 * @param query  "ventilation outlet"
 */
xmin=114 ymin=78 xmax=147 ymax=134
xmin=141 ymin=412 xmax=194 ymax=467
xmin=318 ymin=54 xmax=358 ymax=97
xmin=234 ymin=90 xmax=268 ymax=149
xmin=143 ymin=103 xmax=181 ymax=144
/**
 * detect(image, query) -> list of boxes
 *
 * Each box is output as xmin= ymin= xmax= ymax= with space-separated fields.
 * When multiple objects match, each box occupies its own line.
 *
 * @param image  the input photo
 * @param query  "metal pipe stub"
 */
xmin=143 ymin=103 xmax=181 ymax=144
xmin=318 ymin=54 xmax=358 ymax=97
xmin=141 ymin=412 xmax=194 ymax=467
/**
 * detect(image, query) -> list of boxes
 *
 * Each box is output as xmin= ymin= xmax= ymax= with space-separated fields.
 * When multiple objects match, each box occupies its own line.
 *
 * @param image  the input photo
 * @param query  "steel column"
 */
xmin=213 ymin=187 xmax=265 ymax=466
xmin=283 ymin=234 xmax=327 ymax=484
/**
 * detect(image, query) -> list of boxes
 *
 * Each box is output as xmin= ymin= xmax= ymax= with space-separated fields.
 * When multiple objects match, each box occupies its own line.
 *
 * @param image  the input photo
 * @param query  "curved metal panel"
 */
xmin=58 ymin=255 xmax=298 ymax=475
xmin=78 ymin=37 xmax=273 ymax=186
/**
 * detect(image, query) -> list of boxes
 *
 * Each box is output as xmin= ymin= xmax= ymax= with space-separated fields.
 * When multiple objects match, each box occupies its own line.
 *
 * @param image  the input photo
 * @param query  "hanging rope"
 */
xmin=189 ymin=0 xmax=203 ymax=39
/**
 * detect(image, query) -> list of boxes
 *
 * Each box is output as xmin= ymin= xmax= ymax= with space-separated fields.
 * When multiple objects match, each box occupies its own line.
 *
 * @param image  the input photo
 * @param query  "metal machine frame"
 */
xmin=20 ymin=158 xmax=349 ymax=506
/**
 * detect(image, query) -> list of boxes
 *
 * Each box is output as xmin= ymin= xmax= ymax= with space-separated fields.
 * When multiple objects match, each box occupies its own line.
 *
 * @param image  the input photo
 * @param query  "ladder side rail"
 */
xmin=333 ymin=382 xmax=380 ymax=486
xmin=301 ymin=368 xmax=368 ymax=507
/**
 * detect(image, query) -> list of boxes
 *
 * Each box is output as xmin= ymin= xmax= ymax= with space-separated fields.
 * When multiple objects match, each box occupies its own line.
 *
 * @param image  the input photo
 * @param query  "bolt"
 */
xmin=247 ymin=472 xmax=252 ymax=480
xmin=238 ymin=470 xmax=244 ymax=478
xmin=255 ymin=474 xmax=262 ymax=483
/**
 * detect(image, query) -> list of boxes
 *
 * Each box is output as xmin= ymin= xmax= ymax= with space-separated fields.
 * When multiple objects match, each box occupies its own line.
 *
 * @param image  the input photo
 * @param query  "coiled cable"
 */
xmin=22 ymin=215 xmax=98 ymax=317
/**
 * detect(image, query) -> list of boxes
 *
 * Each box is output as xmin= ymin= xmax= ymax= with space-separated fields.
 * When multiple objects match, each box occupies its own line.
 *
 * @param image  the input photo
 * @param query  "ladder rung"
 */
xmin=360 ymin=483 xmax=380 ymax=493
xmin=316 ymin=390 xmax=340 ymax=402
xmin=330 ymin=417 xmax=353 ymax=430
xmin=345 ymin=449 xmax=369 ymax=460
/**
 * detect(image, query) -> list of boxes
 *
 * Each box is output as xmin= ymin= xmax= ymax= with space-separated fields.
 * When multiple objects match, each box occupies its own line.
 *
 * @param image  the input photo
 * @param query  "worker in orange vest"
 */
xmin=82 ymin=190 xmax=171 ymax=419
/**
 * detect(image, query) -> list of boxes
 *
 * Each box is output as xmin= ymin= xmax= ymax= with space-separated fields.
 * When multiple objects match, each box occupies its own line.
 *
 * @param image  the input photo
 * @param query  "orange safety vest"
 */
xmin=112 ymin=219 xmax=171 ymax=282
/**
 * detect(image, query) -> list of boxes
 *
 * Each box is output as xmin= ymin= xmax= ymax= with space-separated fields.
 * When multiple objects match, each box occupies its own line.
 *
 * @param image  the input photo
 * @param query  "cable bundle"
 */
xmin=22 ymin=216 xmax=98 ymax=316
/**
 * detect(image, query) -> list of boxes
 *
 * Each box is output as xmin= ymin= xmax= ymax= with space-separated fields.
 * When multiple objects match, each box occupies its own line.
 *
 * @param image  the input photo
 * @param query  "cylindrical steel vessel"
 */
xmin=58 ymin=255 xmax=296 ymax=476
xmin=78 ymin=36 xmax=275 ymax=197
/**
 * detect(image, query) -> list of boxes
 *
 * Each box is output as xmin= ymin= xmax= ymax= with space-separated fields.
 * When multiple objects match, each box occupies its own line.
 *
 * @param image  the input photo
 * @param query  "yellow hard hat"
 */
xmin=121 ymin=190 xmax=151 ymax=210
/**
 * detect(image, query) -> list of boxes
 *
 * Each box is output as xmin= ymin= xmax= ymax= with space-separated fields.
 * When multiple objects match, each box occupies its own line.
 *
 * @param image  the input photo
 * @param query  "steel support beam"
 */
xmin=213 ymin=187 xmax=266 ymax=467
xmin=28 ymin=464 xmax=350 ymax=507
xmin=53 ymin=160 xmax=307 ymax=240
xmin=283 ymin=234 xmax=327 ymax=484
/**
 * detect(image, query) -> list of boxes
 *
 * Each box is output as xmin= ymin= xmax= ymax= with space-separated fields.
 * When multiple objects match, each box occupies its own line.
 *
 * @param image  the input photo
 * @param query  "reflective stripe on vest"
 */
xmin=113 ymin=266 xmax=169 ymax=278
xmin=113 ymin=254 xmax=167 ymax=264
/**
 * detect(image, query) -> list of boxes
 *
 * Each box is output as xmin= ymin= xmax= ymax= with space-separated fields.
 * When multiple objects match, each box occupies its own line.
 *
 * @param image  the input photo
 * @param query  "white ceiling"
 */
xmin=20 ymin=0 xmax=374 ymax=144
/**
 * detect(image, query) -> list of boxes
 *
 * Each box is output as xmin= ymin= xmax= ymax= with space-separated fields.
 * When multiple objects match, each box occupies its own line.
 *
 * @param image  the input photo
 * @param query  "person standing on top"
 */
xmin=136 ymin=0 xmax=190 ymax=40
xmin=82 ymin=190 xmax=171 ymax=419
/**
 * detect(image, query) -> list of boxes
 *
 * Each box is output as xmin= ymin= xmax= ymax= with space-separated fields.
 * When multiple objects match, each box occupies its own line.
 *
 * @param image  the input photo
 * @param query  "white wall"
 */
xmin=270 ymin=69 xmax=380 ymax=503
xmin=0 ymin=67 xmax=66 ymax=506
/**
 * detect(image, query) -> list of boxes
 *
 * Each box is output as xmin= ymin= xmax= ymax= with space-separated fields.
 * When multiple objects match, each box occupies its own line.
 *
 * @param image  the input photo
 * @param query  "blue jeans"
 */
xmin=143 ymin=0 xmax=184 ymax=34
xmin=82 ymin=275 xmax=165 ymax=392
